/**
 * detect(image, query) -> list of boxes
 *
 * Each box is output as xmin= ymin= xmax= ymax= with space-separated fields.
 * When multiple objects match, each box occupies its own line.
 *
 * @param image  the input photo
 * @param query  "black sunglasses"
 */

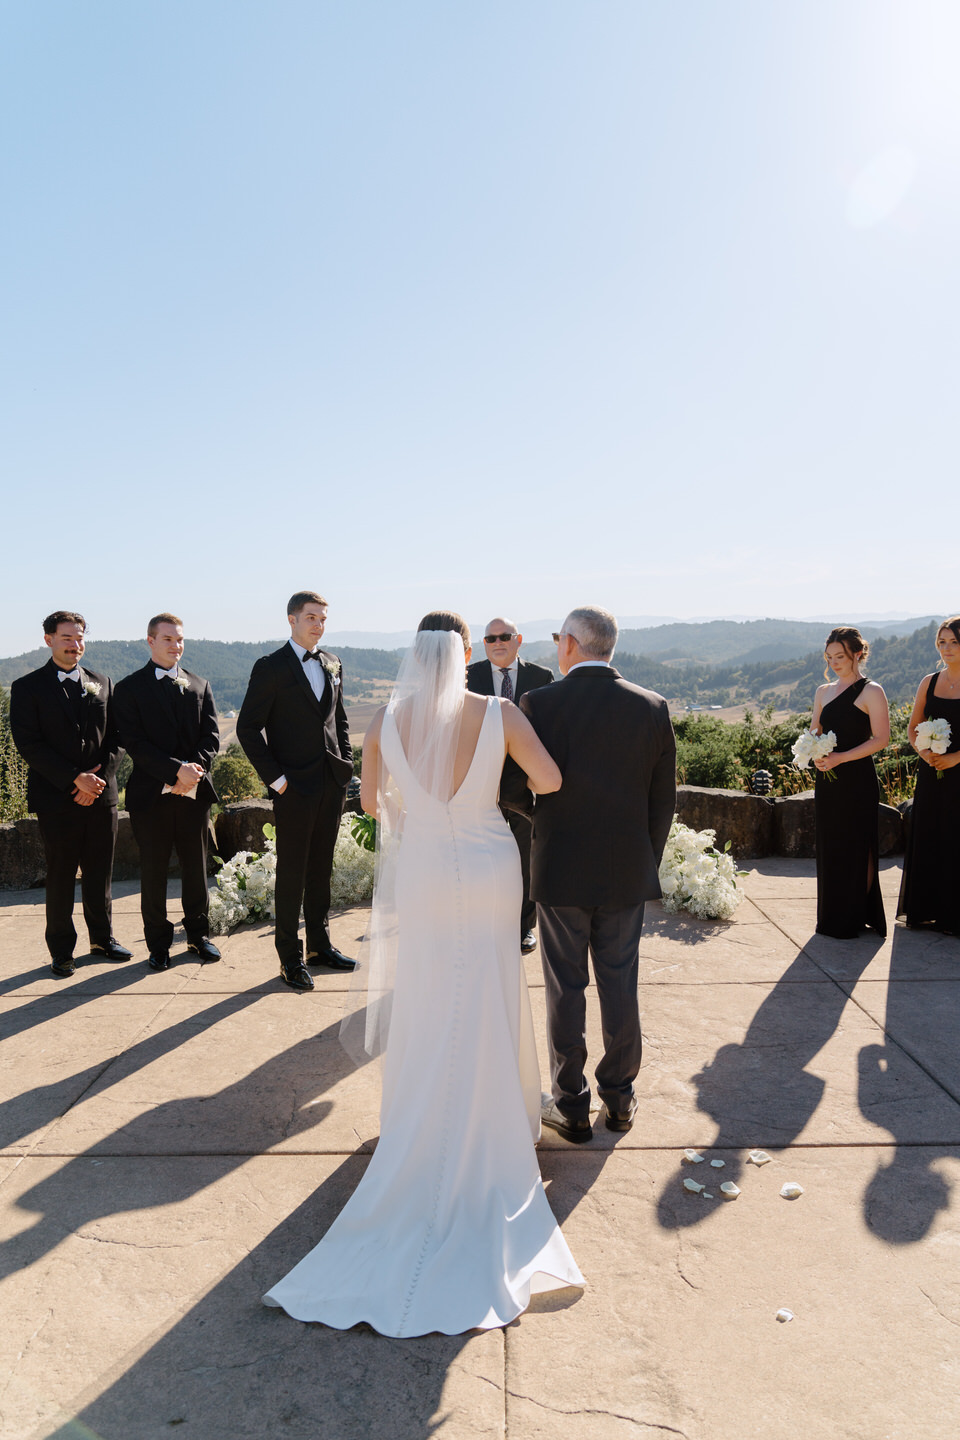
xmin=484 ymin=633 xmax=516 ymax=644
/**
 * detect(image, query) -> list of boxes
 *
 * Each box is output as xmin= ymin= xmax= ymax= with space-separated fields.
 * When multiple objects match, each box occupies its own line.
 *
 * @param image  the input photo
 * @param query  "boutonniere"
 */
xmin=82 ymin=679 xmax=102 ymax=698
xmin=173 ymin=675 xmax=190 ymax=692
xmin=321 ymin=657 xmax=341 ymax=685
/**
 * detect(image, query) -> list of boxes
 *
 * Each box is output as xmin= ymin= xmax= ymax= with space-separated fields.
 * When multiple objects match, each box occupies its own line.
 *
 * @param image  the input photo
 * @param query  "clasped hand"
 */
xmin=72 ymin=765 xmax=104 ymax=806
xmin=170 ymin=761 xmax=205 ymax=795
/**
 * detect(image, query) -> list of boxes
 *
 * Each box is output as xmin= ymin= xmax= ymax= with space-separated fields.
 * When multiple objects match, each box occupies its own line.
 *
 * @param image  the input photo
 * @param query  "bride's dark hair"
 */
xmin=417 ymin=610 xmax=471 ymax=650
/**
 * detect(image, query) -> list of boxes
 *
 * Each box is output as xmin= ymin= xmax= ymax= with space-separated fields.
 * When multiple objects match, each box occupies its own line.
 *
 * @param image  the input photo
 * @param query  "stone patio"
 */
xmin=1 ymin=859 xmax=958 ymax=1439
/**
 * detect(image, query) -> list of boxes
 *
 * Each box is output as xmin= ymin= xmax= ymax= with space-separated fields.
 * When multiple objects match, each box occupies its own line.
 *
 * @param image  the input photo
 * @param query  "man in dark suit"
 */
xmin=114 ymin=613 xmax=221 ymax=971
xmin=467 ymin=616 xmax=554 ymax=953
xmin=521 ymin=605 xmax=676 ymax=1142
xmin=237 ymin=590 xmax=355 ymax=991
xmin=10 ymin=610 xmax=131 ymax=976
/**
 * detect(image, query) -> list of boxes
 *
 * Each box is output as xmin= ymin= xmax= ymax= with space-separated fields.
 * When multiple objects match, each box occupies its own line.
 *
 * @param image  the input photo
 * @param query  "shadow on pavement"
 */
xmin=656 ymin=939 xmax=883 ymax=1231
xmin=857 ymin=924 xmax=960 ymax=1244
xmin=43 ymin=1157 xmax=473 ymax=1440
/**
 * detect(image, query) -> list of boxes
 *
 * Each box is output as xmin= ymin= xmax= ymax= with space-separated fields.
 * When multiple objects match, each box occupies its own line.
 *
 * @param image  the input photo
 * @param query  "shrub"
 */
xmin=213 ymin=743 xmax=266 ymax=803
xmin=673 ymin=715 xmax=743 ymax=789
xmin=0 ymin=687 xmax=28 ymax=822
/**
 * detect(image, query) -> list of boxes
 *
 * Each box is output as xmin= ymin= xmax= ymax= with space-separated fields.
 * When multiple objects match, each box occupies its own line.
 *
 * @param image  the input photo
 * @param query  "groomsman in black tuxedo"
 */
xmin=10 ymin=610 xmax=131 ymax=976
xmin=467 ymin=616 xmax=553 ymax=953
xmin=521 ymin=606 xmax=676 ymax=1142
xmin=114 ymin=613 xmax=221 ymax=971
xmin=237 ymin=591 xmax=355 ymax=991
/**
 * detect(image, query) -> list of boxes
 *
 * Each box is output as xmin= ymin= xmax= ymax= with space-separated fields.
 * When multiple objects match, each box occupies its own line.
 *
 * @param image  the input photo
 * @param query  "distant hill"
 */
xmin=0 ymin=640 xmax=402 ymax=713
xmin=0 ymin=618 xmax=944 ymax=715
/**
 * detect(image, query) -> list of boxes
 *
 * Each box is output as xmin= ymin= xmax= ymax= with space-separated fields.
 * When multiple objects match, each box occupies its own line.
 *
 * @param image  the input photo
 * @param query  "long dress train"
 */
xmin=263 ymin=697 xmax=582 ymax=1335
xmin=897 ymin=675 xmax=960 ymax=934
xmin=815 ymin=678 xmax=886 ymax=938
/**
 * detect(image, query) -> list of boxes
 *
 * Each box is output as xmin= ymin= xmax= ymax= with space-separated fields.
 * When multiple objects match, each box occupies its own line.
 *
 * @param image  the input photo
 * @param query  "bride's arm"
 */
xmin=502 ymin=704 xmax=561 ymax=795
xmin=360 ymin=709 xmax=385 ymax=816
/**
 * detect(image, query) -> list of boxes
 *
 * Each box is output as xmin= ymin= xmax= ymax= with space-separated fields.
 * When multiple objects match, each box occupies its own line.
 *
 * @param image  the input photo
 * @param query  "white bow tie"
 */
xmin=58 ymin=669 xmax=81 ymax=683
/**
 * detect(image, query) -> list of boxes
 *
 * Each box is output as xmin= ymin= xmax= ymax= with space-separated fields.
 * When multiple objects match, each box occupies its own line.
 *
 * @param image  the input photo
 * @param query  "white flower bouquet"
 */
xmin=209 ymin=818 xmax=375 ymax=935
xmin=791 ymin=728 xmax=838 ymax=781
xmin=916 ymin=716 xmax=952 ymax=781
xmin=658 ymin=819 xmax=745 ymax=921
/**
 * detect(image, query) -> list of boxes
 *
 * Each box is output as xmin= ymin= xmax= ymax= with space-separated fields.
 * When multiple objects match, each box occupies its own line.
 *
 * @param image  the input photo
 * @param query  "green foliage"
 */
xmin=0 ymin=686 xmax=29 ymax=822
xmin=875 ymin=703 xmax=917 ymax=806
xmin=212 ymin=743 xmax=266 ymax=803
xmin=672 ymin=714 xmax=743 ymax=789
xmin=349 ymin=812 xmax=377 ymax=851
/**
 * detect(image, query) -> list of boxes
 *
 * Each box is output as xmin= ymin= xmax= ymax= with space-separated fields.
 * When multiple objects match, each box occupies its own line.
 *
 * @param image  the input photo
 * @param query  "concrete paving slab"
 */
xmin=637 ymin=907 xmax=826 ymax=985
xmin=0 ymin=995 xmax=180 ymax=1154
xmin=847 ymin=979 xmax=960 ymax=1106
xmin=534 ymin=972 xmax=960 ymax=1151
xmin=0 ymin=1155 xmax=505 ymax=1440
xmin=740 ymin=856 xmax=903 ymax=901
xmin=508 ymin=1147 xmax=960 ymax=1439
xmin=29 ymin=993 xmax=383 ymax=1159
xmin=752 ymin=898 xmax=960 ymax=981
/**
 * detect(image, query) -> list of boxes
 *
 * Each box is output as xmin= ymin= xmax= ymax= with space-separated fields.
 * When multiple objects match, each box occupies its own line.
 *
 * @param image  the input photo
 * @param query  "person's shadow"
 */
xmin=857 ymin=924 xmax=960 ymax=1243
xmin=657 ymin=940 xmax=884 ymax=1230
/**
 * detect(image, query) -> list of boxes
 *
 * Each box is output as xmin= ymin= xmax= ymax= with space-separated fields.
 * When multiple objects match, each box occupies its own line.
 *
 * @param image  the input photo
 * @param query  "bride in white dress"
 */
xmin=263 ymin=610 xmax=583 ymax=1336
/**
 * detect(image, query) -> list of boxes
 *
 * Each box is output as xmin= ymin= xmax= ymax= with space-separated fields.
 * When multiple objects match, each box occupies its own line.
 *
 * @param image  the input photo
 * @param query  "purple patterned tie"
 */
xmin=500 ymin=668 xmax=513 ymax=702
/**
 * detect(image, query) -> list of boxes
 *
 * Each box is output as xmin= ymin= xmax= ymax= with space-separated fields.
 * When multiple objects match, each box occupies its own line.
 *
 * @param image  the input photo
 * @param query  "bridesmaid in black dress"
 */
xmin=811 ymin=627 xmax=890 ymax=938
xmin=897 ymin=616 xmax=960 ymax=934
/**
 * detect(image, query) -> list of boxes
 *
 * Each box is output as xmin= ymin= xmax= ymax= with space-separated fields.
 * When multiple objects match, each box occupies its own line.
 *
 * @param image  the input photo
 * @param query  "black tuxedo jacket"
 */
xmin=113 ymin=663 xmax=220 ymax=811
xmin=466 ymin=656 xmax=554 ymax=814
xmin=10 ymin=660 xmax=120 ymax=813
xmin=237 ymin=644 xmax=353 ymax=796
xmin=521 ymin=665 xmax=676 ymax=907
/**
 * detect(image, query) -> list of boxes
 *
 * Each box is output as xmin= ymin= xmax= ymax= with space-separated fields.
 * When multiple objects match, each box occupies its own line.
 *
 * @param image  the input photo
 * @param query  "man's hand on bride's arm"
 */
xmin=503 ymin=706 xmax=561 ymax=795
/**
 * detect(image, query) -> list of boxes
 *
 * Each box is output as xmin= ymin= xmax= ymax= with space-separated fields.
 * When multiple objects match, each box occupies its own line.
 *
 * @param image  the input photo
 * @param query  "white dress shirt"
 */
xmin=490 ymin=660 xmax=519 ymax=698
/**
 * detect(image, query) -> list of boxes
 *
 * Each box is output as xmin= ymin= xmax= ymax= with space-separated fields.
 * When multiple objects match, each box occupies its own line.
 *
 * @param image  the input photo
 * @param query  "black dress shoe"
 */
xmin=50 ymin=956 xmax=76 ymax=977
xmin=305 ymin=946 xmax=357 ymax=972
xmin=540 ymin=1100 xmax=592 ymax=1144
xmin=90 ymin=938 xmax=133 ymax=962
xmin=147 ymin=951 xmax=171 ymax=971
xmin=280 ymin=962 xmax=315 ymax=991
xmin=604 ymin=1095 xmax=638 ymax=1132
xmin=187 ymin=938 xmax=221 ymax=963
xmin=520 ymin=930 xmax=537 ymax=954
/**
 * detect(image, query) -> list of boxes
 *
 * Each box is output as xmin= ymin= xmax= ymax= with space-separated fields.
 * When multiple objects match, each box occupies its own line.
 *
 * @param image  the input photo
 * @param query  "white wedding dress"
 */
xmin=263 ymin=696 xmax=582 ymax=1336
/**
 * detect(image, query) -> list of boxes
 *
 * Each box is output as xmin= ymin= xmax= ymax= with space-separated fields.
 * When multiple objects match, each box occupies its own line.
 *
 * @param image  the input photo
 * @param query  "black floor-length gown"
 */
xmin=815 ymin=678 xmax=886 ymax=938
xmin=897 ymin=676 xmax=960 ymax=934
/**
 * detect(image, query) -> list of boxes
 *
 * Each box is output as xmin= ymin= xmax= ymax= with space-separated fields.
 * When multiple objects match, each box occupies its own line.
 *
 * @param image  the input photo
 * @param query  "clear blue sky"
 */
xmin=2 ymin=1 xmax=958 ymax=655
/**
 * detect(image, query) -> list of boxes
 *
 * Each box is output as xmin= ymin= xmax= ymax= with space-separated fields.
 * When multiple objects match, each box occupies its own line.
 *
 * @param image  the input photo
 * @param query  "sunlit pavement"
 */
xmin=1 ymin=859 xmax=958 ymax=1439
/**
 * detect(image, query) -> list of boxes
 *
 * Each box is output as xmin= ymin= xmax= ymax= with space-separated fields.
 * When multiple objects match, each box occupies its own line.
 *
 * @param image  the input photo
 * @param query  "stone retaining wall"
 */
xmin=0 ymin=789 xmax=905 ymax=889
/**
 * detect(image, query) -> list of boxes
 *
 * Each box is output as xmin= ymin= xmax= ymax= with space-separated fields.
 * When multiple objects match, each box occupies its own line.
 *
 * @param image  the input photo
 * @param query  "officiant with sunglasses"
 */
xmin=237 ymin=591 xmax=355 ymax=991
xmin=467 ymin=617 xmax=554 ymax=953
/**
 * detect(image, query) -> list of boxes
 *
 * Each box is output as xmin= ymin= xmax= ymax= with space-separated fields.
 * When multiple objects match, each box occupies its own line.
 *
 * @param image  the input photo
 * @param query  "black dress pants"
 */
xmin=130 ymin=795 xmax=211 ymax=952
xmin=37 ymin=804 xmax=118 ymax=957
xmin=537 ymin=902 xmax=646 ymax=1122
xmin=503 ymin=807 xmax=536 ymax=934
xmin=272 ymin=780 xmax=344 ymax=966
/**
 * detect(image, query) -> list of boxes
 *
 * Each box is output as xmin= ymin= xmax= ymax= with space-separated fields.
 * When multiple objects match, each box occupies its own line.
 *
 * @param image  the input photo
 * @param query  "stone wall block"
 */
xmin=0 ymin=818 xmax=46 ymax=889
xmin=879 ymin=803 xmax=904 ymax=856
xmin=675 ymin=785 xmax=776 ymax=859
xmin=214 ymin=800 xmax=276 ymax=865
xmin=773 ymin=791 xmax=817 ymax=858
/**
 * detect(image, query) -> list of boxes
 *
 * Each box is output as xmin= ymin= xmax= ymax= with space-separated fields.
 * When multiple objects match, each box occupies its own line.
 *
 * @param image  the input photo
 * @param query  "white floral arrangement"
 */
xmin=209 ymin=817 xmax=374 ymax=935
xmin=791 ymin=728 xmax=837 ymax=780
xmin=916 ymin=716 xmax=952 ymax=781
xmin=82 ymin=679 xmax=101 ymax=697
xmin=174 ymin=674 xmax=190 ymax=692
xmin=658 ymin=819 xmax=745 ymax=921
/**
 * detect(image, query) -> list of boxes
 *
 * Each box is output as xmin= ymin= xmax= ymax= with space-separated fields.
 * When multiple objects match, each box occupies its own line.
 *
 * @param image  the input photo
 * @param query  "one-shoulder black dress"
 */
xmin=897 ymin=675 xmax=960 ymax=934
xmin=815 ymin=678 xmax=886 ymax=938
